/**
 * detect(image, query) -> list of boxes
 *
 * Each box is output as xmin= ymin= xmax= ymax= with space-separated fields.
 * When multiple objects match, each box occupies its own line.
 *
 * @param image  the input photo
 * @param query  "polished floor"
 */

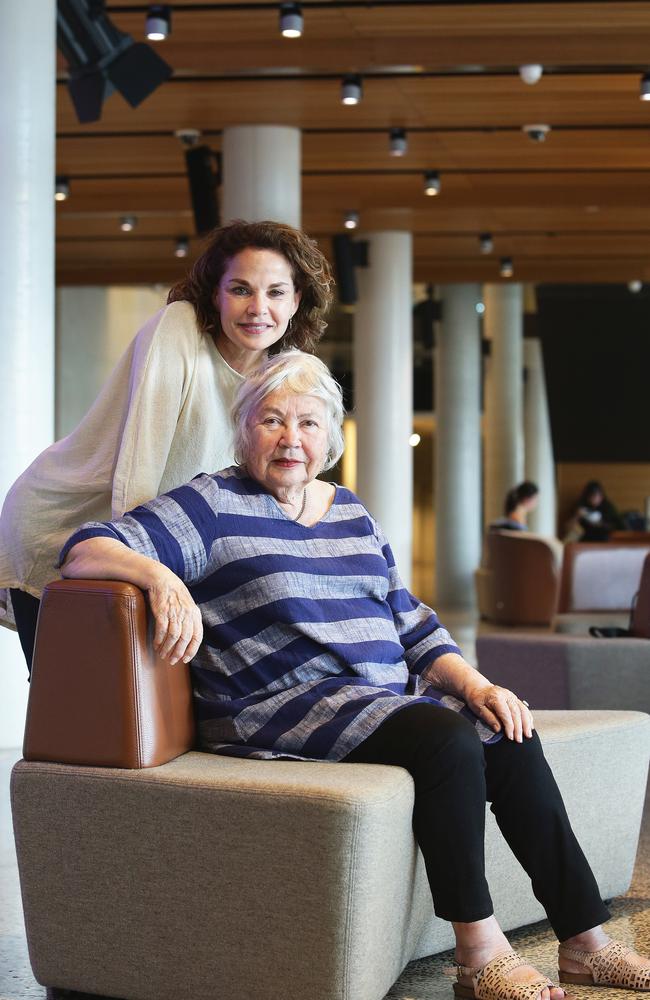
xmin=1 ymin=610 xmax=648 ymax=1000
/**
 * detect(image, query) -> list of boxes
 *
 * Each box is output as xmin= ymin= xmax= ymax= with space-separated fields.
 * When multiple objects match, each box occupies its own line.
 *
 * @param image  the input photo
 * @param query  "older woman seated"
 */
xmin=60 ymin=351 xmax=650 ymax=1000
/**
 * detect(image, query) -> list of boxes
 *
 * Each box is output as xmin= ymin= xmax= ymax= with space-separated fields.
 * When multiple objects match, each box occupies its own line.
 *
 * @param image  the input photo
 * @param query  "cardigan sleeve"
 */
xmin=110 ymin=304 xmax=200 ymax=517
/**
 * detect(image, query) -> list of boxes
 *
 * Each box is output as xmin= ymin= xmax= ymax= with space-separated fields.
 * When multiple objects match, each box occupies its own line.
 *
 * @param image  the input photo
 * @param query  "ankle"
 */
xmin=453 ymin=917 xmax=511 ymax=968
xmin=560 ymin=926 xmax=610 ymax=953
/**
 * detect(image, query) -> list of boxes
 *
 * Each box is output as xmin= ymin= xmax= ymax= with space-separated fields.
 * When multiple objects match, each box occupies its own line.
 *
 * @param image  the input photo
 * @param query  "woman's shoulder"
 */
xmin=140 ymin=300 xmax=202 ymax=356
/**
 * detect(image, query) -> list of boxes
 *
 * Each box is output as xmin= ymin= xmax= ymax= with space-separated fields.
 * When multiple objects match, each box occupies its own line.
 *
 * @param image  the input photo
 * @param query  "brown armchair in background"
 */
xmin=475 ymin=530 xmax=563 ymax=626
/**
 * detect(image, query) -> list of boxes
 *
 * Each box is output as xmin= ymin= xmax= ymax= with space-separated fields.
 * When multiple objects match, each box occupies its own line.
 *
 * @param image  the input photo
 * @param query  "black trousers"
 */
xmin=9 ymin=588 xmax=40 ymax=678
xmin=343 ymin=702 xmax=610 ymax=941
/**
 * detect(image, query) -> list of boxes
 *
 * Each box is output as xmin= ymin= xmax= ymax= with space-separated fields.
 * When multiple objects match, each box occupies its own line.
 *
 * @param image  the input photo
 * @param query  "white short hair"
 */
xmin=232 ymin=350 xmax=345 ymax=472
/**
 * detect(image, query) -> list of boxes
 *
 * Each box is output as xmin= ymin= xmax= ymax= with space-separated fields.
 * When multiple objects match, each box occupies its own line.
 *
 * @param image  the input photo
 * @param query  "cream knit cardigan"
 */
xmin=0 ymin=300 xmax=243 ymax=629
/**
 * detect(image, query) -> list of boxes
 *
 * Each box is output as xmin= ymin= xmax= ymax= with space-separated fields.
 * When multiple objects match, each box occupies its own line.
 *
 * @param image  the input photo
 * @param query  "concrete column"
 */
xmin=524 ymin=338 xmax=557 ymax=536
xmin=435 ymin=285 xmax=482 ymax=607
xmin=483 ymin=283 xmax=524 ymax=527
xmin=0 ymin=0 xmax=56 ymax=748
xmin=222 ymin=126 xmax=301 ymax=227
xmin=354 ymin=232 xmax=413 ymax=585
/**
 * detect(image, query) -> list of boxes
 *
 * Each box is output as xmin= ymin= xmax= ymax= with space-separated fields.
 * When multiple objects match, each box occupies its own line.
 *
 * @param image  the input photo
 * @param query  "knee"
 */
xmin=413 ymin=705 xmax=484 ymax=772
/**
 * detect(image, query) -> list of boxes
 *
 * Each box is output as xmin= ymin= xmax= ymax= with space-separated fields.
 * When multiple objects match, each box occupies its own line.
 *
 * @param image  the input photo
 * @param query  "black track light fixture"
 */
xmin=279 ymin=3 xmax=303 ymax=38
xmin=423 ymin=171 xmax=441 ymax=196
xmin=55 ymin=176 xmax=70 ymax=202
xmin=389 ymin=128 xmax=408 ymax=157
xmin=146 ymin=5 xmax=171 ymax=41
xmin=341 ymin=75 xmax=362 ymax=106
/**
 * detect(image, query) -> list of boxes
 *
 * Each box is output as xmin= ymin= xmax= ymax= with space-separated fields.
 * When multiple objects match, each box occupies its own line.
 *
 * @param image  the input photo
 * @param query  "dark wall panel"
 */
xmin=537 ymin=284 xmax=650 ymax=462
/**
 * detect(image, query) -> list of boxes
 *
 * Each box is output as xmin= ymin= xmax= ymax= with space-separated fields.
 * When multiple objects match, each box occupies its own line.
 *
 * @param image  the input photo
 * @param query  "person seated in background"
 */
xmin=59 ymin=350 xmax=650 ymax=1000
xmin=489 ymin=481 xmax=539 ymax=532
xmin=564 ymin=480 xmax=623 ymax=543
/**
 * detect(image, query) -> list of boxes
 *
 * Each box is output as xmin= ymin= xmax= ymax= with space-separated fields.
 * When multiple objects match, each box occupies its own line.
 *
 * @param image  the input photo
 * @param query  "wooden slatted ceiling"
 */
xmin=55 ymin=130 xmax=650 ymax=176
xmin=55 ymin=1 xmax=650 ymax=283
xmin=57 ymin=75 xmax=650 ymax=132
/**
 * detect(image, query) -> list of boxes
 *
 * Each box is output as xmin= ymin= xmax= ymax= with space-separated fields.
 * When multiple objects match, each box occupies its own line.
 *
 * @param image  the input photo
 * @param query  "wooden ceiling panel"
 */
xmin=56 ymin=129 xmax=650 ymax=177
xmin=57 ymin=73 xmax=650 ymax=137
xmin=55 ymin=2 xmax=650 ymax=283
xmin=91 ymin=3 xmax=650 ymax=73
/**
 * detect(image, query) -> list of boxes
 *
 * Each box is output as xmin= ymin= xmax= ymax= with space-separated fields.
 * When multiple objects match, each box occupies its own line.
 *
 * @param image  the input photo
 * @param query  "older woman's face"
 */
xmin=246 ymin=389 xmax=329 ymax=494
xmin=214 ymin=248 xmax=300 ymax=372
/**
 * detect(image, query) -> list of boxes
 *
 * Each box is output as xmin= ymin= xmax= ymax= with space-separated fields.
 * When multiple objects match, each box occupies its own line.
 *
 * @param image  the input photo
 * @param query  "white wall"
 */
xmin=56 ymin=286 xmax=167 ymax=438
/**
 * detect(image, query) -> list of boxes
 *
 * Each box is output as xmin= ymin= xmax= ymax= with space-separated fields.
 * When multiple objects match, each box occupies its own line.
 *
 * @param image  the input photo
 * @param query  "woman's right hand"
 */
xmin=146 ymin=567 xmax=203 ymax=665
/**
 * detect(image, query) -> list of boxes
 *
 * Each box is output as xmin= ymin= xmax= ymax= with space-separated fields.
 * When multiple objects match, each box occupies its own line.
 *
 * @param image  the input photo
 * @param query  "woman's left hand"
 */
xmin=465 ymin=683 xmax=534 ymax=742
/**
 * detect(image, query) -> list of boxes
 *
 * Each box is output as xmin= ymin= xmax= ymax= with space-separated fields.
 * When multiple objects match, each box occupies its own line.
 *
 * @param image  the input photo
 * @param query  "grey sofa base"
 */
xmin=12 ymin=711 xmax=650 ymax=1000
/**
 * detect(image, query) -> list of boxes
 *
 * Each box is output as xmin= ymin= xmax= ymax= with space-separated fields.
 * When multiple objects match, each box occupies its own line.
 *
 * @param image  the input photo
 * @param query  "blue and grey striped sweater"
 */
xmin=61 ymin=467 xmax=498 ymax=760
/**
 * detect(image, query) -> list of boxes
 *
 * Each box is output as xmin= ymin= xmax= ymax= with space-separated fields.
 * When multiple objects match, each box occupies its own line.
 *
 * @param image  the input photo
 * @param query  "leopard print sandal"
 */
xmin=558 ymin=941 xmax=650 ymax=990
xmin=454 ymin=950 xmax=568 ymax=1000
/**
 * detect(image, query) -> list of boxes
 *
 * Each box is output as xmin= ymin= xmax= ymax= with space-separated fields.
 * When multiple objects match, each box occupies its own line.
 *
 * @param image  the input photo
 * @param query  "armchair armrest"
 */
xmin=23 ymin=579 xmax=195 ymax=768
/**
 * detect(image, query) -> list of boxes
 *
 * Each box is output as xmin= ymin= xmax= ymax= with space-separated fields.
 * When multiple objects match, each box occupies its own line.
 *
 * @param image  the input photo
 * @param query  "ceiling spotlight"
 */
xmin=174 ymin=236 xmax=189 ymax=258
xmin=55 ymin=175 xmax=70 ymax=201
xmin=519 ymin=63 xmax=543 ymax=85
xmin=423 ymin=171 xmax=441 ymax=196
xmin=57 ymin=0 xmax=173 ymax=124
xmin=523 ymin=123 xmax=551 ymax=143
xmin=641 ymin=73 xmax=650 ymax=101
xmin=628 ymin=279 xmax=643 ymax=293
xmin=389 ymin=127 xmax=408 ymax=157
xmin=145 ymin=5 xmax=171 ymax=41
xmin=279 ymin=3 xmax=303 ymax=38
xmin=120 ymin=215 xmax=137 ymax=232
xmin=500 ymin=256 xmax=514 ymax=278
xmin=341 ymin=74 xmax=362 ymax=106
xmin=479 ymin=232 xmax=493 ymax=255
xmin=409 ymin=433 xmax=421 ymax=447
xmin=343 ymin=210 xmax=359 ymax=230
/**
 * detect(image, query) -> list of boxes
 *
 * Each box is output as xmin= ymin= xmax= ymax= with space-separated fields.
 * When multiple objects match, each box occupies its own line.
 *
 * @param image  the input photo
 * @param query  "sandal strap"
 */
xmin=559 ymin=941 xmax=650 ymax=989
xmin=456 ymin=949 xmax=521 ymax=980
xmin=464 ymin=950 xmax=554 ymax=1000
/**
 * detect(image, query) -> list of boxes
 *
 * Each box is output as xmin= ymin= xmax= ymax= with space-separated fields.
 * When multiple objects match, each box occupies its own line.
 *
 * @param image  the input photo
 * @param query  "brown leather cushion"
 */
xmin=23 ymin=579 xmax=195 ymax=768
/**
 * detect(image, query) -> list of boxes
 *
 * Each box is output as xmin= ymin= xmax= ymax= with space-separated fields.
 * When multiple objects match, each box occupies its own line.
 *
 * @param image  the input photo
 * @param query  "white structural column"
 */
xmin=0 ymin=1 xmax=56 ymax=748
xmin=483 ymin=283 xmax=525 ymax=527
xmin=524 ymin=338 xmax=557 ymax=535
xmin=354 ymin=232 xmax=413 ymax=585
xmin=222 ymin=126 xmax=301 ymax=227
xmin=435 ymin=285 xmax=482 ymax=607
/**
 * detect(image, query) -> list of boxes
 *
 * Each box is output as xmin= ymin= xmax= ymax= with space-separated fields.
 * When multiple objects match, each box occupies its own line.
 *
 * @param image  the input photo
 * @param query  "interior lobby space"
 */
xmin=2 ymin=2 xmax=650 ymax=999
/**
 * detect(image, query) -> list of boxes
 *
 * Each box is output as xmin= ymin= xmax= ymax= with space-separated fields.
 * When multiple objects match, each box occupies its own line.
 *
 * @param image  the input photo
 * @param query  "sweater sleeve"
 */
xmin=59 ymin=475 xmax=220 ymax=586
xmin=110 ymin=303 xmax=199 ymax=517
xmin=375 ymin=524 xmax=463 ymax=673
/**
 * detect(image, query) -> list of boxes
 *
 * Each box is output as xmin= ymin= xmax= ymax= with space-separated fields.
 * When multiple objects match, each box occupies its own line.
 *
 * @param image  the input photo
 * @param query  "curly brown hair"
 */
xmin=168 ymin=220 xmax=333 ymax=353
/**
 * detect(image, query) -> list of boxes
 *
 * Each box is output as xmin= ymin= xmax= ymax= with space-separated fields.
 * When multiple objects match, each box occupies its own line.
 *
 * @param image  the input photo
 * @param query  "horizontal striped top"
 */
xmin=61 ymin=467 xmax=498 ymax=760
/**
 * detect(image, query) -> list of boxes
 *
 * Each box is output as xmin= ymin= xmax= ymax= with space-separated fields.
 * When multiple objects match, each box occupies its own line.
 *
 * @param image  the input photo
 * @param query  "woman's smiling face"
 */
xmin=213 ymin=247 xmax=301 ymax=373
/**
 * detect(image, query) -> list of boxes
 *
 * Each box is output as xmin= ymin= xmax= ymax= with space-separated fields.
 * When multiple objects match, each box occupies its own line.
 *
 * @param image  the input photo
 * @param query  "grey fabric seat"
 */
xmin=10 ymin=582 xmax=650 ymax=1000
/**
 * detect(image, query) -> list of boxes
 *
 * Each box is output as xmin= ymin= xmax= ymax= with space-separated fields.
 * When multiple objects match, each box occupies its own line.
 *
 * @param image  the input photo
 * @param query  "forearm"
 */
xmin=62 ymin=537 xmax=168 ymax=591
xmin=62 ymin=537 xmax=202 ymax=664
xmin=424 ymin=651 xmax=492 ymax=701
